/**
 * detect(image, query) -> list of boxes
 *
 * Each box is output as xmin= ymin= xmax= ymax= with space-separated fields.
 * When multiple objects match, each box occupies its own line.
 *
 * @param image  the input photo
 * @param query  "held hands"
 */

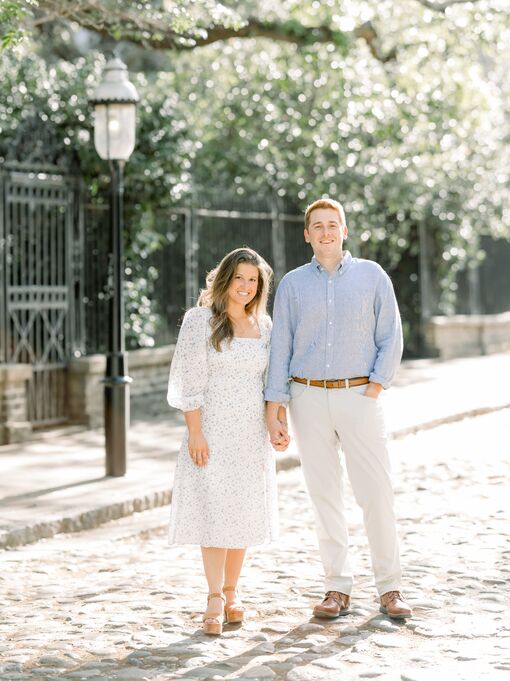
xmin=268 ymin=419 xmax=290 ymax=452
xmin=188 ymin=430 xmax=209 ymax=467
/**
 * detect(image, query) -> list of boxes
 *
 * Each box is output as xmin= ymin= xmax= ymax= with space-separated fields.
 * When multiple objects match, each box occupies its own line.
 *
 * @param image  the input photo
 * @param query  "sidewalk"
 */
xmin=1 ymin=353 xmax=509 ymax=550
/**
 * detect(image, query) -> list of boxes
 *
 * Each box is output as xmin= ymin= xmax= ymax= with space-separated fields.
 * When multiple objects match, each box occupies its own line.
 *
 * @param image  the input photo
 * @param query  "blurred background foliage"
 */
xmin=1 ymin=0 xmax=509 ymax=353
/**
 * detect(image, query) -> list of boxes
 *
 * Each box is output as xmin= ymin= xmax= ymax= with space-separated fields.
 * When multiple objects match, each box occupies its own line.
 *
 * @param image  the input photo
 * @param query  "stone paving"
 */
xmin=1 ymin=410 xmax=509 ymax=681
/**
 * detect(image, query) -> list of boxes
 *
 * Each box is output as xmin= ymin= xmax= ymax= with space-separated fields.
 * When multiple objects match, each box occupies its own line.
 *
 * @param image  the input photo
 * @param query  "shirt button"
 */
xmin=328 ymin=299 xmax=332 ymax=303
xmin=326 ymin=364 xmax=330 ymax=368
xmin=329 ymin=322 xmax=332 ymax=325
xmin=328 ymin=343 xmax=331 ymax=346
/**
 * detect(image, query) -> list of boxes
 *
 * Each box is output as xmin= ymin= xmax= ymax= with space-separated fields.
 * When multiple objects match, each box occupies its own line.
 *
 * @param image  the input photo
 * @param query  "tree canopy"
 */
xmin=3 ymin=1 xmax=508 ymax=61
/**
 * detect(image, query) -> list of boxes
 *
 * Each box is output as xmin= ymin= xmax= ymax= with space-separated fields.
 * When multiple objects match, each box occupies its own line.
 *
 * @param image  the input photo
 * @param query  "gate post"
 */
xmin=68 ymin=173 xmax=86 ymax=357
xmin=0 ymin=167 xmax=5 ymax=364
xmin=271 ymin=196 xmax=287 ymax=288
xmin=418 ymin=219 xmax=436 ymax=355
xmin=467 ymin=264 xmax=482 ymax=315
xmin=185 ymin=202 xmax=200 ymax=307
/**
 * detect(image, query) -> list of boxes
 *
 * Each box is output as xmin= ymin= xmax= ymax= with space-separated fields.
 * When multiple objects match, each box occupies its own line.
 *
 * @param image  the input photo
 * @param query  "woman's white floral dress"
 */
xmin=167 ymin=306 xmax=278 ymax=548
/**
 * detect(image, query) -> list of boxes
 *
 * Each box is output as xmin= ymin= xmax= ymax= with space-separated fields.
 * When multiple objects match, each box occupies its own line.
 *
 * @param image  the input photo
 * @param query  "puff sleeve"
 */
xmin=259 ymin=313 xmax=272 ymax=338
xmin=167 ymin=306 xmax=210 ymax=411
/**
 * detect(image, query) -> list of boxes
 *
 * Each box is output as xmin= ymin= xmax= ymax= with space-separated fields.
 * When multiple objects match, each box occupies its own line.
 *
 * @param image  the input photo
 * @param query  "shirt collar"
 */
xmin=311 ymin=251 xmax=352 ymax=276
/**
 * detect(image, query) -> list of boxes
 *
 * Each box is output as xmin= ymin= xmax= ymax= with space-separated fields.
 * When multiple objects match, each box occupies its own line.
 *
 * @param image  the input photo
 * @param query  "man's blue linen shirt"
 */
xmin=264 ymin=251 xmax=403 ymax=404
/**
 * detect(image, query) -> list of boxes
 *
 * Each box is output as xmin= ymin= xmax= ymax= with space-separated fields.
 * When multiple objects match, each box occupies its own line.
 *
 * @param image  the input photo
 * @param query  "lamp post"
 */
xmin=90 ymin=58 xmax=139 ymax=476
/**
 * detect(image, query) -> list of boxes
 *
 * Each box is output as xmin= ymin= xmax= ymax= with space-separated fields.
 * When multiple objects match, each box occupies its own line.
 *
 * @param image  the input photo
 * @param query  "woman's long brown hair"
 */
xmin=197 ymin=247 xmax=273 ymax=351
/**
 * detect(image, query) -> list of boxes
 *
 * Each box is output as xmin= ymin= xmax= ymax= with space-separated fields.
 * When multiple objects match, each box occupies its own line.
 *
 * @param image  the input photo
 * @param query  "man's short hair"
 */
xmin=304 ymin=198 xmax=346 ymax=230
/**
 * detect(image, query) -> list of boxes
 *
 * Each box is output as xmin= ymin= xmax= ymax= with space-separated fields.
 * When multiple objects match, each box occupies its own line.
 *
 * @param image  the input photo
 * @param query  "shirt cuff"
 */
xmin=368 ymin=372 xmax=390 ymax=390
xmin=264 ymin=388 xmax=290 ymax=404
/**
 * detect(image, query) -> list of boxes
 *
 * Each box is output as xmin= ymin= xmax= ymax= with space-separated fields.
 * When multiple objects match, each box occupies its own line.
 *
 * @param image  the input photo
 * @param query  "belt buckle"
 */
xmin=345 ymin=378 xmax=350 ymax=389
xmin=322 ymin=379 xmax=327 ymax=388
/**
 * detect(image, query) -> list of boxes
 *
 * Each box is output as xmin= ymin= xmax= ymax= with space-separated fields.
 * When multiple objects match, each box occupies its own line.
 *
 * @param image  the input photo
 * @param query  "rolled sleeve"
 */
xmin=264 ymin=386 xmax=291 ymax=404
xmin=264 ymin=278 xmax=295 ymax=403
xmin=368 ymin=371 xmax=392 ymax=390
xmin=370 ymin=273 xmax=403 ymax=389
xmin=167 ymin=307 xmax=209 ymax=411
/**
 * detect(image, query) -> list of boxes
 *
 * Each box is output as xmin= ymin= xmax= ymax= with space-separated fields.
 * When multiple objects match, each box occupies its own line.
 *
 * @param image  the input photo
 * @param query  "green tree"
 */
xmin=0 ymin=0 xmax=37 ymax=47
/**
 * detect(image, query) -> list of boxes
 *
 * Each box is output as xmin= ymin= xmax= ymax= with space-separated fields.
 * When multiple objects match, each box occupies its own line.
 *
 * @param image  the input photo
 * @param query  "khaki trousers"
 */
xmin=289 ymin=381 xmax=402 ymax=596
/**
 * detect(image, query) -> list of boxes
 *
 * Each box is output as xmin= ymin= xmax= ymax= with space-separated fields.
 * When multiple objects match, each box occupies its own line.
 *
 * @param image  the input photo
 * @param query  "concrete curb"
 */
xmin=1 ymin=490 xmax=173 ymax=550
xmin=386 ymin=403 xmax=510 ymax=439
xmin=2 ymin=403 xmax=508 ymax=551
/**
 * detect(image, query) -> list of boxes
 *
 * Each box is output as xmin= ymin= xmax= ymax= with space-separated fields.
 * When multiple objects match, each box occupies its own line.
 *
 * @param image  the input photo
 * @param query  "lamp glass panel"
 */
xmin=93 ymin=103 xmax=136 ymax=161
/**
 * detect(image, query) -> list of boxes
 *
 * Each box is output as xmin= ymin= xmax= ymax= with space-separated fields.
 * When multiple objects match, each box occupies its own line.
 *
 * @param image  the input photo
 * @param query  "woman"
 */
xmin=167 ymin=247 xmax=286 ymax=635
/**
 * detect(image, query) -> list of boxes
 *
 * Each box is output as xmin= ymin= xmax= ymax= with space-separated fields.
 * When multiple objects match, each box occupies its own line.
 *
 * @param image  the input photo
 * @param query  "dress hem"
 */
xmin=168 ymin=534 xmax=279 ymax=549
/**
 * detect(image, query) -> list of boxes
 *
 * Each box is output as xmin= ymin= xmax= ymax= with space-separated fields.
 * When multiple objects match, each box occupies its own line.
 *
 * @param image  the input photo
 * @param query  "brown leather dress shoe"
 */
xmin=379 ymin=591 xmax=412 ymax=619
xmin=313 ymin=591 xmax=351 ymax=618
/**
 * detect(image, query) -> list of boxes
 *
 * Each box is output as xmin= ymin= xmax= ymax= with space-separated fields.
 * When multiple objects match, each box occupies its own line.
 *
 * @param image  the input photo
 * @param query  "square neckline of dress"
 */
xmin=232 ymin=315 xmax=262 ymax=340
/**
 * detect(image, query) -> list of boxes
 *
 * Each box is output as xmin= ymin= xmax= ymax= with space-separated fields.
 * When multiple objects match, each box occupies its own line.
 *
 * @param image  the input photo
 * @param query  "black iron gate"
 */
xmin=0 ymin=163 xmax=84 ymax=427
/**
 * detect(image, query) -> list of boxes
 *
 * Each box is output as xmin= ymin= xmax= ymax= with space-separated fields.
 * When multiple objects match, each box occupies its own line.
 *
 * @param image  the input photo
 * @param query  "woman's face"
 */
xmin=227 ymin=262 xmax=259 ymax=308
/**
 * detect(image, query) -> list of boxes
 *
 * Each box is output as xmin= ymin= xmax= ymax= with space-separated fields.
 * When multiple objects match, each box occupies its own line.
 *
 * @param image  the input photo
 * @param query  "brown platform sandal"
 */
xmin=202 ymin=593 xmax=226 ymax=635
xmin=223 ymin=586 xmax=245 ymax=624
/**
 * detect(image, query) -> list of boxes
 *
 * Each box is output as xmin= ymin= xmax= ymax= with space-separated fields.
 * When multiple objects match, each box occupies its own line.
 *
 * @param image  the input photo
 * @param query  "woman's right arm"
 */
xmin=167 ymin=307 xmax=210 ymax=467
xmin=184 ymin=409 xmax=209 ymax=467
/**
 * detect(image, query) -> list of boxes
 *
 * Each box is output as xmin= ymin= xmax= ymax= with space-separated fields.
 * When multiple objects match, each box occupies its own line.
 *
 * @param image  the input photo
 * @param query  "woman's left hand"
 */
xmin=188 ymin=430 xmax=209 ymax=467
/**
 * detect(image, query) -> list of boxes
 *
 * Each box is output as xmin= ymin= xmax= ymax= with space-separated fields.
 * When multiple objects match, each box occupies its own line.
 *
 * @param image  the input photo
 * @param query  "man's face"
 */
xmin=304 ymin=208 xmax=348 ymax=260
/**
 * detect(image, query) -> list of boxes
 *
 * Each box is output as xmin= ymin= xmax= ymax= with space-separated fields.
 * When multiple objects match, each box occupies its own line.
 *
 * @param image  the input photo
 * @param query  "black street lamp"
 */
xmin=90 ymin=58 xmax=139 ymax=476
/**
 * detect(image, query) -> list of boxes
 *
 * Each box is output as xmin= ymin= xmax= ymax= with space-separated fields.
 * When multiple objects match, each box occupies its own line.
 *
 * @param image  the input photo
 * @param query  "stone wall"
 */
xmin=129 ymin=346 xmax=173 ymax=418
xmin=0 ymin=347 xmax=174 ymax=444
xmin=67 ymin=345 xmax=173 ymax=427
xmin=67 ymin=354 xmax=105 ymax=429
xmin=0 ymin=364 xmax=33 ymax=445
xmin=426 ymin=312 xmax=510 ymax=359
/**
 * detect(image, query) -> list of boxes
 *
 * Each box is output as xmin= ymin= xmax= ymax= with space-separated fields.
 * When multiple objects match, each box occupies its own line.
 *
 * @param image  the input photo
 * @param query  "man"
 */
xmin=265 ymin=198 xmax=411 ymax=620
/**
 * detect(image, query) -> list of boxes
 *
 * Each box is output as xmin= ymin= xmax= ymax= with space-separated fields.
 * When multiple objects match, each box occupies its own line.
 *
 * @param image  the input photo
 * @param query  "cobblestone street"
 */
xmin=2 ymin=410 xmax=509 ymax=681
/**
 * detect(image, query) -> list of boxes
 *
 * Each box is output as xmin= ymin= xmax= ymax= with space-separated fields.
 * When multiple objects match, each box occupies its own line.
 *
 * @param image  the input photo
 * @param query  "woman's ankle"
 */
xmin=205 ymin=593 xmax=225 ymax=615
xmin=223 ymin=586 xmax=240 ymax=604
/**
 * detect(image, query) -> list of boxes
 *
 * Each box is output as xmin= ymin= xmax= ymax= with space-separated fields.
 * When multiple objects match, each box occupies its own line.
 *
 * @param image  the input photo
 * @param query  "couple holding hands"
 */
xmin=167 ymin=198 xmax=412 ymax=635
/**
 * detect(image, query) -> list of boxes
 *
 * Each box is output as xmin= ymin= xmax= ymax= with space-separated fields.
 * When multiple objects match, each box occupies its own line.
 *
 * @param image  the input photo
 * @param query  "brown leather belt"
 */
xmin=292 ymin=376 xmax=369 ymax=389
